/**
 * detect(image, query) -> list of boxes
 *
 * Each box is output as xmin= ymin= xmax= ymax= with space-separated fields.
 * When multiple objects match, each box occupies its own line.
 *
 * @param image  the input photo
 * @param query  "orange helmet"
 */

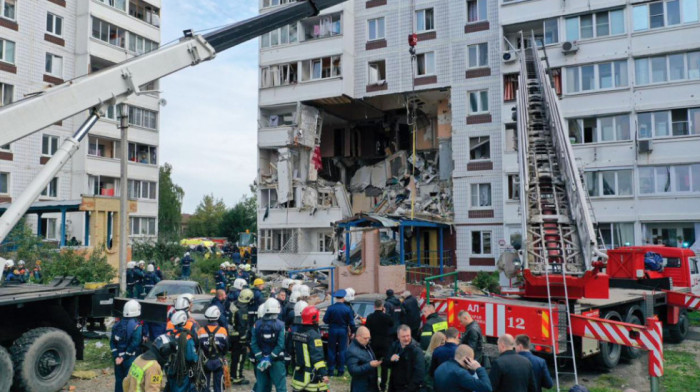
xmin=301 ymin=306 xmax=320 ymax=325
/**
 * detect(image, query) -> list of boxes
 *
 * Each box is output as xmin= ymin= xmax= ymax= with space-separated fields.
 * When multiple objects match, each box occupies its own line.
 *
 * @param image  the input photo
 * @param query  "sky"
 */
xmin=160 ymin=1 xmax=260 ymax=213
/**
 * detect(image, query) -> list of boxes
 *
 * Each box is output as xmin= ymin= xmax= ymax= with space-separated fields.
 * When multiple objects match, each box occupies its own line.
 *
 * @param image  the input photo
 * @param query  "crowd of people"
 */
xmin=2 ymin=258 xmax=42 ymax=283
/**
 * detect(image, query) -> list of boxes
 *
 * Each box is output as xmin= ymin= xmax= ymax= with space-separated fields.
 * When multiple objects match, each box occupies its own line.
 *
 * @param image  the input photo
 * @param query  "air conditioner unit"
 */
xmin=502 ymin=51 xmax=517 ymax=63
xmin=562 ymin=41 xmax=579 ymax=54
xmin=638 ymin=139 xmax=653 ymax=153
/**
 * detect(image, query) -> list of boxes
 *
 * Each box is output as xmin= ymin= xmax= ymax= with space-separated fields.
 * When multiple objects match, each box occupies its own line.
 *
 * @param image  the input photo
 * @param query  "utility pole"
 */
xmin=119 ymin=105 xmax=129 ymax=294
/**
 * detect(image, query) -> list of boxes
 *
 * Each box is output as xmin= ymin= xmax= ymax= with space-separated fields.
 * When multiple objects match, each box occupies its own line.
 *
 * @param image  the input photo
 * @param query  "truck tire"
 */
xmin=10 ymin=327 xmax=76 ymax=392
xmin=598 ymin=310 xmax=622 ymax=369
xmin=0 ymin=346 xmax=13 ymax=392
xmin=622 ymin=312 xmax=643 ymax=360
xmin=668 ymin=309 xmax=689 ymax=343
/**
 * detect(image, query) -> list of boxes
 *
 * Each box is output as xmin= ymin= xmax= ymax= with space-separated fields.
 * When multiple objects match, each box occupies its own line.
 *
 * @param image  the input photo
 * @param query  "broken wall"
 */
xmin=337 ymin=229 xmax=406 ymax=294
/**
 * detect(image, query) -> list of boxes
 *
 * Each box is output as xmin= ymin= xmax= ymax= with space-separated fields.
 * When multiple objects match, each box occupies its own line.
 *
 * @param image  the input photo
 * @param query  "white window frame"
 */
xmin=566 ymin=9 xmax=625 ymax=41
xmin=638 ymin=108 xmax=700 ymax=138
xmin=416 ymin=52 xmax=435 ymax=76
xmin=598 ymin=222 xmax=636 ymax=248
xmin=471 ymin=230 xmax=492 ymax=255
xmin=0 ymin=172 xmax=9 ymax=194
xmin=569 ymin=114 xmax=631 ymax=144
xmin=543 ymin=18 xmax=559 ymax=45
xmin=633 ymin=0 xmax=699 ymax=32
xmin=1 ymin=0 xmax=16 ymax=20
xmin=635 ymin=51 xmax=700 ymax=86
xmin=368 ymin=17 xmax=385 ymax=41
xmin=415 ymin=8 xmax=435 ymax=33
xmin=368 ymin=60 xmax=386 ymax=84
xmin=468 ymin=90 xmax=489 ymax=114
xmin=42 ymin=135 xmax=59 ymax=156
xmin=261 ymin=23 xmax=298 ymax=48
xmin=469 ymin=136 xmax=490 ymax=160
xmin=585 ymin=169 xmax=634 ymax=197
xmin=565 ymin=60 xmax=628 ymax=94
xmin=468 ymin=43 xmax=488 ymax=69
xmin=0 ymin=38 xmax=15 ymax=64
xmin=0 ymin=82 xmax=12 ymax=106
xmin=42 ymin=217 xmax=58 ymax=240
xmin=639 ymin=164 xmax=700 ymax=194
xmin=128 ymin=179 xmax=157 ymax=200
xmin=467 ymin=0 xmax=487 ymax=23
xmin=45 ymin=53 xmax=63 ymax=78
xmin=507 ymin=174 xmax=520 ymax=201
xmin=91 ymin=17 xmax=126 ymax=48
xmin=128 ymin=32 xmax=158 ymax=55
xmin=260 ymin=229 xmax=273 ymax=251
xmin=128 ymin=106 xmax=158 ymax=130
xmin=262 ymin=0 xmax=294 ymax=9
xmin=302 ymin=56 xmax=341 ymax=82
xmin=130 ymin=216 xmax=156 ymax=236
xmin=318 ymin=231 xmax=333 ymax=252
xmin=41 ymin=177 xmax=59 ymax=198
xmin=98 ymin=0 xmax=126 ymax=11
xmin=470 ymin=183 xmax=492 ymax=208
xmin=46 ymin=12 xmax=63 ymax=37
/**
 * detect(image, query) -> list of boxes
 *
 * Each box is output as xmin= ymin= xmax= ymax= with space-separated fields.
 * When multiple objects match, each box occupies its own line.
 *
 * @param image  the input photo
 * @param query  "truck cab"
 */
xmin=607 ymin=246 xmax=700 ymax=293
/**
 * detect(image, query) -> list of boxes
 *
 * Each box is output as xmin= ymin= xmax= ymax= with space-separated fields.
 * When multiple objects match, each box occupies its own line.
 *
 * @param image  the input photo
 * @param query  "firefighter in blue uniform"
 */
xmin=133 ymin=261 xmax=146 ymax=299
xmin=215 ymin=262 xmax=228 ymax=290
xmin=126 ymin=261 xmax=136 ymax=298
xmin=143 ymin=264 xmax=160 ymax=298
xmin=322 ymin=289 xmax=356 ymax=377
xmin=209 ymin=289 xmax=229 ymax=329
xmin=291 ymin=306 xmax=329 ymax=391
xmin=230 ymin=288 xmax=254 ymax=385
xmin=251 ymin=298 xmax=287 ymax=392
xmin=197 ymin=306 xmax=230 ymax=392
xmin=16 ymin=260 xmax=29 ymax=283
xmin=285 ymin=300 xmax=308 ymax=374
xmin=166 ymin=310 xmax=199 ymax=392
xmin=181 ymin=251 xmax=193 ymax=279
xmin=228 ymin=278 xmax=247 ymax=304
xmin=110 ymin=299 xmax=143 ymax=392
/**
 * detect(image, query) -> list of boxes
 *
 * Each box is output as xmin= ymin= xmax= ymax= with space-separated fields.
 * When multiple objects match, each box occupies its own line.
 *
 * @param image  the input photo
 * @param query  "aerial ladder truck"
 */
xmin=423 ymin=35 xmax=700 ymax=392
xmin=0 ymin=2 xmax=347 ymax=391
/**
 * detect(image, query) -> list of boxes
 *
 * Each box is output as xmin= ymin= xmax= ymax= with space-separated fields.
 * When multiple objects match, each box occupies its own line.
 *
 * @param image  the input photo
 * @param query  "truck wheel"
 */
xmin=668 ymin=309 xmax=689 ymax=343
xmin=598 ymin=310 xmax=622 ymax=369
xmin=10 ymin=327 xmax=76 ymax=392
xmin=622 ymin=313 xmax=643 ymax=360
xmin=0 ymin=346 xmax=13 ymax=392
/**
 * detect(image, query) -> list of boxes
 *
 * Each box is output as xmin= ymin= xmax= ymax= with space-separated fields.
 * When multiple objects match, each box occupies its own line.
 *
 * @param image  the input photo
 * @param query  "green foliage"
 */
xmin=42 ymin=246 xmax=116 ymax=283
xmin=131 ymin=239 xmax=186 ymax=280
xmin=219 ymin=194 xmax=257 ymax=243
xmin=158 ymin=163 xmax=185 ymax=241
xmin=1 ymin=219 xmax=56 ymax=263
xmin=689 ymin=310 xmax=700 ymax=327
xmin=75 ymin=338 xmax=112 ymax=372
xmin=471 ymin=271 xmax=501 ymax=294
xmin=189 ymin=253 xmax=226 ymax=292
xmin=186 ymin=194 xmax=228 ymax=238
xmin=662 ymin=350 xmax=700 ymax=392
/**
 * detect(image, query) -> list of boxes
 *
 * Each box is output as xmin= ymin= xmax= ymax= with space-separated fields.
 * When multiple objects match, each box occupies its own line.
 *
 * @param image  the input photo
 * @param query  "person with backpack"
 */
xmin=215 ymin=263 xmax=228 ymax=290
xmin=291 ymin=306 xmax=329 ymax=392
xmin=286 ymin=300 xmax=308 ymax=374
xmin=251 ymin=298 xmax=287 ymax=392
xmin=181 ymin=252 xmax=193 ymax=279
xmin=229 ymin=288 xmax=254 ymax=385
xmin=126 ymin=261 xmax=136 ymax=298
xmin=134 ymin=261 xmax=146 ymax=299
xmin=111 ymin=300 xmax=143 ymax=392
xmin=143 ymin=264 xmax=160 ymax=298
xmin=197 ymin=306 xmax=230 ymax=392
xmin=123 ymin=334 xmax=176 ymax=392
xmin=384 ymin=289 xmax=403 ymax=338
xmin=166 ymin=311 xmax=199 ymax=392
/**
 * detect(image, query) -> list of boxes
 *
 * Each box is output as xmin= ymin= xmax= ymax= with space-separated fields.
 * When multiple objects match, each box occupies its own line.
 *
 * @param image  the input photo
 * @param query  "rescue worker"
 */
xmin=181 ymin=251 xmax=193 ymax=279
xmin=291 ymin=306 xmax=329 ymax=392
xmin=282 ymin=291 xmax=299 ymax=329
xmin=226 ymin=263 xmax=238 ymax=289
xmin=285 ymin=300 xmax=308 ymax=374
xmin=229 ymin=288 xmax=254 ymax=385
xmin=280 ymin=278 xmax=293 ymax=299
xmin=126 ymin=261 xmax=136 ymax=298
xmin=420 ymin=304 xmax=448 ymax=351
xmin=251 ymin=244 xmax=258 ymax=267
xmin=166 ymin=294 xmax=200 ymax=334
xmin=3 ymin=260 xmax=19 ymax=282
xmin=197 ymin=306 xmax=230 ymax=392
xmin=143 ymin=291 xmax=169 ymax=343
xmin=231 ymin=245 xmax=242 ymax=265
xmin=166 ymin=310 xmax=199 ymax=392
xmin=252 ymin=278 xmax=266 ymax=314
xmin=111 ymin=299 xmax=143 ymax=392
xmin=123 ymin=334 xmax=176 ymax=392
xmin=151 ymin=261 xmax=164 ymax=281
xmin=275 ymin=290 xmax=287 ymax=320
xmin=228 ymin=277 xmax=247 ymax=304
xmin=298 ymin=285 xmax=311 ymax=303
xmin=134 ymin=261 xmax=146 ymax=299
xmin=247 ymin=263 xmax=257 ymax=285
xmin=344 ymin=288 xmax=356 ymax=316
xmin=143 ymin=264 xmax=160 ymax=298
xmin=215 ymin=262 xmax=228 ymax=290
xmin=322 ymin=289 xmax=356 ymax=377
xmin=384 ymin=289 xmax=402 ymax=339
xmin=238 ymin=263 xmax=250 ymax=282
xmin=31 ymin=260 xmax=43 ymax=283
xmin=16 ymin=260 xmax=29 ymax=283
xmin=209 ymin=289 xmax=229 ymax=329
xmin=251 ymin=298 xmax=287 ymax=392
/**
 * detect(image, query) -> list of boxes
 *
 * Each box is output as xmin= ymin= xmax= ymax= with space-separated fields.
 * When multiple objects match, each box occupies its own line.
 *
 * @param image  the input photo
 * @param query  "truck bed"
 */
xmin=0 ymin=284 xmax=97 ymax=306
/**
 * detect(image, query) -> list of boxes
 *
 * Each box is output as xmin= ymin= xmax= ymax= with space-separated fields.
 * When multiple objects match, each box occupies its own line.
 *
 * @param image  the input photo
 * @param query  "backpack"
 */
xmin=256 ymin=319 xmax=282 ymax=356
xmin=113 ymin=318 xmax=138 ymax=351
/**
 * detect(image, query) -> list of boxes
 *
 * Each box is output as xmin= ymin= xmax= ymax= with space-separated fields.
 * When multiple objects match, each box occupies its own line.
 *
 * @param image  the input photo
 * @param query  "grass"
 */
xmin=689 ymin=310 xmax=700 ymax=327
xmin=74 ymin=338 xmax=113 ymax=372
xmin=662 ymin=350 xmax=700 ymax=392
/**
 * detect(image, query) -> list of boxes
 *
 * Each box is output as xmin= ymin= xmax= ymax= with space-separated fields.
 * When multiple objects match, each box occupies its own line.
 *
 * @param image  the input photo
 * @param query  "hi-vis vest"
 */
xmin=128 ymin=360 xmax=160 ymax=392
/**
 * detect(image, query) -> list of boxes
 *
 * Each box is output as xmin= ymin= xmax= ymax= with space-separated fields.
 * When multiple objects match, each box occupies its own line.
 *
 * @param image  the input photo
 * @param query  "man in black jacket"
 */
xmin=458 ymin=310 xmax=484 ymax=364
xmin=384 ymin=324 xmax=424 ymax=392
xmin=489 ymin=334 xmax=537 ymax=392
xmin=384 ymin=290 xmax=402 ymax=337
xmin=400 ymin=291 xmax=421 ymax=341
xmin=347 ymin=326 xmax=382 ymax=392
xmin=420 ymin=304 xmax=448 ymax=350
xmin=365 ymin=299 xmax=394 ymax=391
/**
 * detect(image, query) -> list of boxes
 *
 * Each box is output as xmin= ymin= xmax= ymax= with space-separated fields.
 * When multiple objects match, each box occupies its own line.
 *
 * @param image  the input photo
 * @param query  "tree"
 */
xmin=219 ymin=195 xmax=257 ymax=243
xmin=158 ymin=163 xmax=184 ymax=240
xmin=186 ymin=194 xmax=227 ymax=237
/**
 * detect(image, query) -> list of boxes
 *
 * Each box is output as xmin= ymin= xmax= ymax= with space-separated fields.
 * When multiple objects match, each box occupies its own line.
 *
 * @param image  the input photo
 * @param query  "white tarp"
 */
xmin=277 ymin=148 xmax=293 ymax=204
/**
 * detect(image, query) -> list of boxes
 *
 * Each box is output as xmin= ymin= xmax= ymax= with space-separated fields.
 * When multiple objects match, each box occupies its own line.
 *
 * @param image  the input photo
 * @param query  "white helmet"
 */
xmin=264 ymin=298 xmax=281 ymax=315
xmin=123 ymin=299 xmax=141 ymax=318
xmin=171 ymin=310 xmax=188 ymax=327
xmin=233 ymin=278 xmax=247 ymax=290
xmin=18 ymin=260 xmax=25 ymax=266
xmin=127 ymin=261 xmax=135 ymax=269
xmin=299 ymin=285 xmax=311 ymax=298
xmin=294 ymin=300 xmax=308 ymax=317
xmin=257 ymin=303 xmax=266 ymax=319
xmin=138 ymin=260 xmax=145 ymax=266
xmin=289 ymin=291 xmax=300 ymax=304
xmin=220 ymin=262 xmax=227 ymax=269
xmin=174 ymin=294 xmax=192 ymax=311
xmin=185 ymin=252 xmax=190 ymax=257
xmin=243 ymin=264 xmax=251 ymax=272
xmin=345 ymin=288 xmax=356 ymax=302
xmin=204 ymin=306 xmax=221 ymax=321
xmin=282 ymin=278 xmax=292 ymax=289
xmin=147 ymin=264 xmax=155 ymax=272
xmin=291 ymin=284 xmax=302 ymax=295
xmin=5 ymin=259 xmax=14 ymax=268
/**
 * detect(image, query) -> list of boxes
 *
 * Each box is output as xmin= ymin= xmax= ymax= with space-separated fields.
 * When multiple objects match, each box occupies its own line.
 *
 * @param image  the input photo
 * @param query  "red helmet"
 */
xmin=301 ymin=306 xmax=320 ymax=325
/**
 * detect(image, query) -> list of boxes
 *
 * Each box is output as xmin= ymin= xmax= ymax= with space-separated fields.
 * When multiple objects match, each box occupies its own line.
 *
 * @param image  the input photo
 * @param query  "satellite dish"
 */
xmin=497 ymin=251 xmax=522 ymax=279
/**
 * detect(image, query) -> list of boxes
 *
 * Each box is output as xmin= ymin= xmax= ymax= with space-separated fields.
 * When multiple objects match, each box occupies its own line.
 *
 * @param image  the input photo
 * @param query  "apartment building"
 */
xmin=257 ymin=0 xmax=700 ymax=274
xmin=0 ymin=0 xmax=161 ymax=244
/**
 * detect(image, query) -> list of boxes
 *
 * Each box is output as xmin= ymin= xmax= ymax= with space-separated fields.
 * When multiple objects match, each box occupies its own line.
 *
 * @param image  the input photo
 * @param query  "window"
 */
xmin=301 ymin=56 xmax=341 ymax=81
xmin=42 ymin=218 xmax=58 ymax=240
xmin=635 ymin=51 xmax=700 ymax=85
xmin=128 ymin=32 xmax=158 ymax=55
xmin=302 ymin=13 xmax=341 ymax=41
xmin=468 ymin=90 xmax=489 ymax=114
xmin=92 ymin=17 xmax=126 ymax=48
xmin=87 ymin=136 xmax=120 ymax=158
xmin=0 ymin=39 xmax=15 ymax=64
xmin=261 ymin=63 xmax=298 ymax=88
xmin=503 ymin=74 xmax=518 ymax=102
xmin=633 ymin=0 xmax=699 ymax=31
xmin=0 ymin=172 xmax=8 ymax=194
xmin=566 ymin=60 xmax=628 ymax=93
xmin=2 ymin=0 xmax=15 ymax=20
xmin=467 ymin=0 xmax=487 ymax=23
xmin=505 ymin=123 xmax=518 ymax=152
xmin=416 ymin=8 xmax=434 ymax=32
xmin=468 ymin=43 xmax=488 ymax=68
xmin=569 ymin=114 xmax=631 ymax=144
xmin=89 ymin=175 xmax=120 ymax=196
xmin=639 ymin=164 xmax=700 ymax=194
xmin=99 ymin=0 xmax=126 ymax=11
xmin=128 ymin=143 xmax=157 ymax=164
xmin=471 ymin=183 xmax=492 ymax=207
xmin=259 ymin=229 xmax=296 ymax=252
xmin=45 ymin=53 xmax=63 ymax=77
xmin=262 ymin=0 xmax=295 ymax=9
xmin=318 ymin=232 xmax=333 ymax=252
xmin=128 ymin=106 xmax=158 ymax=129
xmin=566 ymin=9 xmax=625 ymax=41
xmin=543 ymin=18 xmax=559 ymax=45
xmin=0 ymin=82 xmax=12 ymax=106
xmin=471 ymin=231 xmax=492 ymax=255
xmin=41 ymin=178 xmax=58 ymax=198
xmin=469 ymin=136 xmax=490 ymax=160
xmin=598 ymin=223 xmax=635 ymax=248
xmin=42 ymin=135 xmax=59 ymax=156
xmin=507 ymin=174 xmax=520 ymax=201
xmin=261 ymin=23 xmax=298 ymax=48
xmin=128 ymin=179 xmax=157 ymax=200
xmin=130 ymin=216 xmax=156 ymax=236
xmin=416 ymin=52 xmax=435 ymax=76
xmin=585 ymin=169 xmax=633 ymax=197
xmin=368 ymin=17 xmax=385 ymax=41
xmin=46 ymin=13 xmax=63 ymax=37
xmin=368 ymin=60 xmax=386 ymax=84
xmin=129 ymin=1 xmax=160 ymax=26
